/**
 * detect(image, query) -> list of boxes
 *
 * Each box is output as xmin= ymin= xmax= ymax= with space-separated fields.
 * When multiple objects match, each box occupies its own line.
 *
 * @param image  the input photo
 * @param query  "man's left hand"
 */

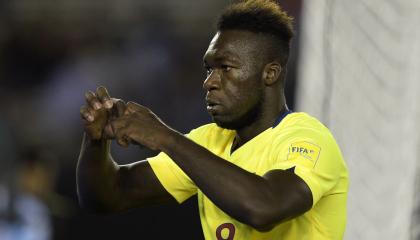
xmin=110 ymin=101 xmax=173 ymax=150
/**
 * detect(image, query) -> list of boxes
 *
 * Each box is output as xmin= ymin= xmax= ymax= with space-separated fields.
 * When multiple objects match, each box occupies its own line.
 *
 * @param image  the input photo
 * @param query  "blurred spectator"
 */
xmin=0 ymin=146 xmax=74 ymax=240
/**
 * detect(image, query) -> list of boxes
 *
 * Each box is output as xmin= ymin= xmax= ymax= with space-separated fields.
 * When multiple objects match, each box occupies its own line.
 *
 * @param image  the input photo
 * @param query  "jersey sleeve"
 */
xmin=147 ymin=125 xmax=211 ymax=203
xmin=271 ymin=129 xmax=346 ymax=206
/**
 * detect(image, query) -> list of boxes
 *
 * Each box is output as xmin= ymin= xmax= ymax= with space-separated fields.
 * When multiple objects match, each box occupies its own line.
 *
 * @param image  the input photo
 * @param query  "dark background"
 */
xmin=0 ymin=1 xmax=302 ymax=239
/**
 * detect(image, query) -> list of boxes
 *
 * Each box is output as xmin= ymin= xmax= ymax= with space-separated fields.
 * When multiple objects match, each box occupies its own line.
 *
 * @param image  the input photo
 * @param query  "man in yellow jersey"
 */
xmin=77 ymin=0 xmax=348 ymax=239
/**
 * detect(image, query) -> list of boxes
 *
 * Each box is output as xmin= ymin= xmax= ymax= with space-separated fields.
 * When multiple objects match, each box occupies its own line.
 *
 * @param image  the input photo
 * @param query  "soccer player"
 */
xmin=77 ymin=0 xmax=348 ymax=239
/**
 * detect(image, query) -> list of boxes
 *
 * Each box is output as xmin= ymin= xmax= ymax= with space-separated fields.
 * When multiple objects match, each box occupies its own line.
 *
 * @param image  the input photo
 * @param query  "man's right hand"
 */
xmin=77 ymin=86 xmax=178 ymax=213
xmin=80 ymin=86 xmax=126 ymax=140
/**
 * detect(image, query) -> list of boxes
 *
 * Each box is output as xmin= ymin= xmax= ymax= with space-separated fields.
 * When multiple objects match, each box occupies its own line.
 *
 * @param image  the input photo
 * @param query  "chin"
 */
xmin=214 ymin=119 xmax=240 ymax=130
xmin=212 ymin=113 xmax=256 ymax=130
xmin=210 ymin=97 xmax=264 ymax=130
xmin=210 ymin=114 xmax=237 ymax=129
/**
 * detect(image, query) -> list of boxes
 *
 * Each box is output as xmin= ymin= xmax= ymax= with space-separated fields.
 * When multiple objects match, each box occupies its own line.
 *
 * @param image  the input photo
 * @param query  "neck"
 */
xmin=233 ymin=94 xmax=288 ymax=151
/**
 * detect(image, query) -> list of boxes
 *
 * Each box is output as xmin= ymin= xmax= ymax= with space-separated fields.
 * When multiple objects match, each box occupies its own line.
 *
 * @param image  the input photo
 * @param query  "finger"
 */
xmin=80 ymin=106 xmax=94 ymax=122
xmin=103 ymin=123 xmax=115 ymax=139
xmin=85 ymin=91 xmax=102 ymax=110
xmin=110 ymin=117 xmax=128 ymax=135
xmin=109 ymin=98 xmax=126 ymax=119
xmin=125 ymin=101 xmax=143 ymax=115
xmin=114 ymin=99 xmax=126 ymax=117
xmin=117 ymin=136 xmax=130 ymax=148
xmin=96 ymin=86 xmax=113 ymax=109
xmin=115 ymin=128 xmax=130 ymax=148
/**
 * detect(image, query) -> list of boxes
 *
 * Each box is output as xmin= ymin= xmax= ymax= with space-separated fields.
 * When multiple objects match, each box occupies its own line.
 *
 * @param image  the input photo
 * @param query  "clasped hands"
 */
xmin=80 ymin=86 xmax=171 ymax=150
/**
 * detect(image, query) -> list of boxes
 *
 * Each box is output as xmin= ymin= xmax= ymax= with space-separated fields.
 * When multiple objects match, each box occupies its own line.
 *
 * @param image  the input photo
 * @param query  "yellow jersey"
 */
xmin=148 ymin=112 xmax=348 ymax=239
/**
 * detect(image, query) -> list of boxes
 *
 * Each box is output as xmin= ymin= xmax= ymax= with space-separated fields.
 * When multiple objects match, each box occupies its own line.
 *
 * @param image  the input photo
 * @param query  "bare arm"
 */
xmin=111 ymin=102 xmax=313 ymax=231
xmin=76 ymin=87 xmax=175 ymax=213
xmin=161 ymin=131 xmax=312 ymax=231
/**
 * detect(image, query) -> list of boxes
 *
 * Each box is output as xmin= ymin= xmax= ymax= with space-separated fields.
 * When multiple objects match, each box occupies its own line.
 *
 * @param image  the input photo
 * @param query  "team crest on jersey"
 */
xmin=287 ymin=141 xmax=321 ymax=167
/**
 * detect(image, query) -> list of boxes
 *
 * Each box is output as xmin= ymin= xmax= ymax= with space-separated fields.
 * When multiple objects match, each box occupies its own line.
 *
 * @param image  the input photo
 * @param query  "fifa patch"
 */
xmin=287 ymin=141 xmax=321 ymax=167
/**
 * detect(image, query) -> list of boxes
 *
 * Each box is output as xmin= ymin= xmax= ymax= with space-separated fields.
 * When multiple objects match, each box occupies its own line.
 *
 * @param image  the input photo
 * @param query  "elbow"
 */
xmin=77 ymin=195 xmax=106 ymax=214
xmin=78 ymin=198 xmax=116 ymax=215
xmin=248 ymin=222 xmax=274 ymax=232
xmin=78 ymin=200 xmax=98 ymax=214
xmin=245 ymin=212 xmax=278 ymax=232
xmin=244 ymin=203 xmax=310 ymax=232
xmin=241 ymin=203 xmax=284 ymax=232
xmin=77 ymin=189 xmax=117 ymax=215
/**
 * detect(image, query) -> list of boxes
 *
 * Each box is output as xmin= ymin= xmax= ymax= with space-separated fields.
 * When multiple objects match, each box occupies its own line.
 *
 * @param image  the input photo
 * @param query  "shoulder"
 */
xmin=186 ymin=123 xmax=234 ymax=143
xmin=281 ymin=112 xmax=328 ymax=131
xmin=187 ymin=123 xmax=224 ymax=136
xmin=270 ymin=112 xmax=343 ymax=161
xmin=276 ymin=112 xmax=335 ymax=143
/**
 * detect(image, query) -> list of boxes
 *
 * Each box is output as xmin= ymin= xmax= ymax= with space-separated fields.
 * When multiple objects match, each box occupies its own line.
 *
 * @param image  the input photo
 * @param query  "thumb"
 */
xmin=103 ymin=123 xmax=115 ymax=139
xmin=125 ymin=101 xmax=143 ymax=115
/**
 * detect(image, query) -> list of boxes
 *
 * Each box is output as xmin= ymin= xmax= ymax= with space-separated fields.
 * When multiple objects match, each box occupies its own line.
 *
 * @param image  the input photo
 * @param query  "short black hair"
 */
xmin=217 ymin=0 xmax=294 ymax=68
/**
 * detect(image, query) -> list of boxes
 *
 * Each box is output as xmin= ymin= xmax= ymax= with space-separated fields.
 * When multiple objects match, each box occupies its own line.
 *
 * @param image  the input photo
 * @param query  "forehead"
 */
xmin=203 ymin=30 xmax=262 ymax=62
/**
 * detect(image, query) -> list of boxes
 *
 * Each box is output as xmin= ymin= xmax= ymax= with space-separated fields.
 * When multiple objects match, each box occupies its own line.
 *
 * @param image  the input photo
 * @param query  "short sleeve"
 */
xmin=148 ymin=151 xmax=197 ymax=203
xmin=271 ymin=131 xmax=346 ymax=206
xmin=148 ymin=125 xmax=213 ymax=203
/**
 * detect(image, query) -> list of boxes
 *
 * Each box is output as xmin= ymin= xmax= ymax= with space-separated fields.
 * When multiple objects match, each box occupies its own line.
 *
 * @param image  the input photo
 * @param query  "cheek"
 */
xmin=223 ymin=76 xmax=261 ymax=111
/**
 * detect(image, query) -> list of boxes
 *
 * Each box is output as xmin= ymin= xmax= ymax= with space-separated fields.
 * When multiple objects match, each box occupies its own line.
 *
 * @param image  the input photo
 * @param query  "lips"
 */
xmin=205 ymin=96 xmax=222 ymax=114
xmin=207 ymin=103 xmax=219 ymax=109
xmin=206 ymin=101 xmax=220 ymax=109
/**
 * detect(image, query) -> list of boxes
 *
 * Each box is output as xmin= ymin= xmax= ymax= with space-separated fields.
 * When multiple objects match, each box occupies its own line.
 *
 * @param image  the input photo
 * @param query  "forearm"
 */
xmin=161 ymin=130 xmax=275 ymax=228
xmin=76 ymin=133 xmax=120 ymax=212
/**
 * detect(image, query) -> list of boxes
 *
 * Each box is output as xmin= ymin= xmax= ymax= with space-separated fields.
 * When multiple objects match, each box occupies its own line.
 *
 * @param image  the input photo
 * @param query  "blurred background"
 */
xmin=0 ymin=0 xmax=418 ymax=239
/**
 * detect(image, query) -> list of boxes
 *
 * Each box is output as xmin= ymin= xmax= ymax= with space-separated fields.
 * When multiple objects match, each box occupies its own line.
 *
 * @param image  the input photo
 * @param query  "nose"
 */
xmin=203 ymin=71 xmax=221 ymax=91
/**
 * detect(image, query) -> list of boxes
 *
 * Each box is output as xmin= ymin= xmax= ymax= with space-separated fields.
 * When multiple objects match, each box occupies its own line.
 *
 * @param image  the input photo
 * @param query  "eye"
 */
xmin=221 ymin=65 xmax=232 ymax=72
xmin=205 ymin=66 xmax=213 ymax=76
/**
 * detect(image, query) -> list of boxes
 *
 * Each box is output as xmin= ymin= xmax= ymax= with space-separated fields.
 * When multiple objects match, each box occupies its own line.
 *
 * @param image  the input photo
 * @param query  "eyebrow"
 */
xmin=203 ymin=51 xmax=241 ymax=65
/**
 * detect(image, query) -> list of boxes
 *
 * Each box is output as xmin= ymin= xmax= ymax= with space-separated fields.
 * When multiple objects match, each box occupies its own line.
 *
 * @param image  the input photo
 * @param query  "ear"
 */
xmin=262 ymin=62 xmax=282 ymax=86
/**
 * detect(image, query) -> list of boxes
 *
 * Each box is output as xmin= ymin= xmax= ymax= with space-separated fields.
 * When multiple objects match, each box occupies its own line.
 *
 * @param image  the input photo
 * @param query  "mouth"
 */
xmin=206 ymin=104 xmax=218 ymax=110
xmin=205 ymin=99 xmax=222 ymax=114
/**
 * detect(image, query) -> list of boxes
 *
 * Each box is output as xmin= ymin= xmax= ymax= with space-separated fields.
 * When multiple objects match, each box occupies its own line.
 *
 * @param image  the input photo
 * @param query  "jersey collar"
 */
xmin=272 ymin=109 xmax=292 ymax=128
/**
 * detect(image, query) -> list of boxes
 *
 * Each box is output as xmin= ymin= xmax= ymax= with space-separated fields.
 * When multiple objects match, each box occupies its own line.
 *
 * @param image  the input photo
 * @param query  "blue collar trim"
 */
xmin=272 ymin=109 xmax=292 ymax=128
